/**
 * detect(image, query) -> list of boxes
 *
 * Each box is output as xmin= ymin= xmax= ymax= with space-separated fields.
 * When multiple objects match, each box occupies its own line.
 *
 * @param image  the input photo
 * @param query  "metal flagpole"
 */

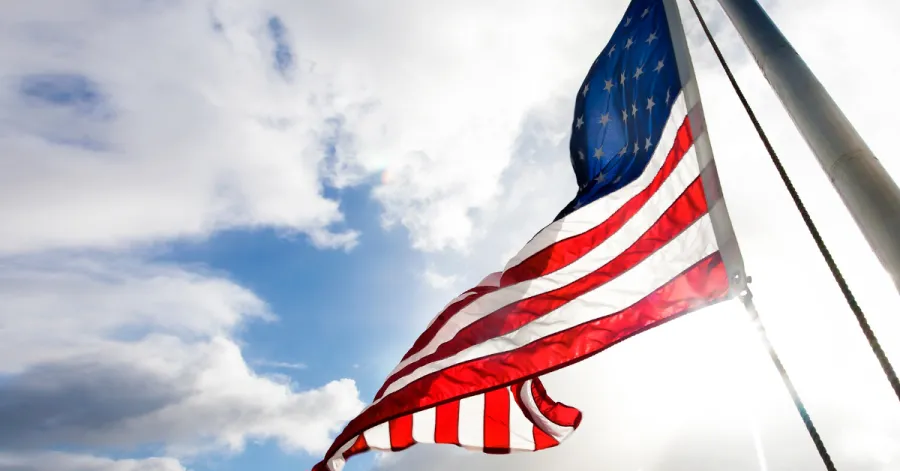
xmin=714 ymin=0 xmax=900 ymax=295
xmin=683 ymin=0 xmax=900 ymax=404
xmin=739 ymin=288 xmax=837 ymax=471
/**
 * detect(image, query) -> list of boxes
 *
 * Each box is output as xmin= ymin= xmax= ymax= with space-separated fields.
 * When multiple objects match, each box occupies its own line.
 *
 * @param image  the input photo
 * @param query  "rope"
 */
xmin=684 ymin=0 xmax=900 ymax=403
xmin=740 ymin=291 xmax=837 ymax=471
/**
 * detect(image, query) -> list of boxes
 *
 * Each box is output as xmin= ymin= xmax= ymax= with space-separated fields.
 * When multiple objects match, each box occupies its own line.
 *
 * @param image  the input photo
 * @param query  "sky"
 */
xmin=1 ymin=0 xmax=899 ymax=470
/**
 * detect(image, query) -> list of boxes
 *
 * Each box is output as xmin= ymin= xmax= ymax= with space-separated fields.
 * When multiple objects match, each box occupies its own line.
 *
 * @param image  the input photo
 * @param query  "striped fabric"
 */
xmin=314 ymin=0 xmax=745 ymax=469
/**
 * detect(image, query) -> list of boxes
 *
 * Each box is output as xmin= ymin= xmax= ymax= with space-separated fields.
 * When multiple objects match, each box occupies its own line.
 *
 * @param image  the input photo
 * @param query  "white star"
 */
xmin=608 ymin=45 xmax=616 ymax=57
xmin=646 ymin=32 xmax=658 ymax=44
xmin=666 ymin=88 xmax=672 ymax=104
xmin=618 ymin=146 xmax=627 ymax=156
xmin=578 ymin=149 xmax=585 ymax=160
xmin=594 ymin=147 xmax=605 ymax=159
xmin=625 ymin=37 xmax=634 ymax=50
xmin=582 ymin=83 xmax=590 ymax=97
xmin=633 ymin=66 xmax=644 ymax=80
xmin=624 ymin=16 xmax=632 ymax=27
xmin=646 ymin=96 xmax=655 ymax=112
xmin=631 ymin=103 xmax=638 ymax=116
xmin=633 ymin=141 xmax=639 ymax=154
xmin=641 ymin=7 xmax=650 ymax=18
xmin=613 ymin=175 xmax=622 ymax=184
xmin=621 ymin=109 xmax=628 ymax=122
xmin=644 ymin=137 xmax=652 ymax=151
xmin=620 ymin=72 xmax=626 ymax=85
xmin=604 ymin=79 xmax=614 ymax=92
xmin=595 ymin=172 xmax=606 ymax=183
xmin=654 ymin=59 xmax=665 ymax=73
xmin=575 ymin=115 xmax=584 ymax=129
xmin=599 ymin=113 xmax=610 ymax=126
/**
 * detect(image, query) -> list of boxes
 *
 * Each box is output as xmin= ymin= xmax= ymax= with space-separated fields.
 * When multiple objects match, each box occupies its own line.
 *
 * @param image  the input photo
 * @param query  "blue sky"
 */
xmin=2 ymin=1 xmax=900 ymax=471
xmin=159 ymin=191 xmax=405 ymax=471
xmin=159 ymin=186 xmax=424 ymax=388
xmin=148 ymin=173 xmax=440 ymax=470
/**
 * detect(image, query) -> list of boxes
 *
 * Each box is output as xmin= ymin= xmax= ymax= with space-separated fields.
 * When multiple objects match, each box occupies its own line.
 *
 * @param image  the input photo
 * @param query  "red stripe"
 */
xmin=500 ymin=115 xmax=694 ymax=287
xmin=344 ymin=434 xmax=369 ymax=458
xmin=320 ymin=251 xmax=730 ymax=465
xmin=400 ymin=285 xmax=499 ymax=363
xmin=389 ymin=415 xmax=414 ymax=451
xmin=513 ymin=379 xmax=579 ymax=445
xmin=532 ymin=425 xmax=559 ymax=451
xmin=434 ymin=400 xmax=460 ymax=445
xmin=483 ymin=388 xmax=511 ymax=453
xmin=375 ymin=175 xmax=709 ymax=400
xmin=530 ymin=378 xmax=581 ymax=428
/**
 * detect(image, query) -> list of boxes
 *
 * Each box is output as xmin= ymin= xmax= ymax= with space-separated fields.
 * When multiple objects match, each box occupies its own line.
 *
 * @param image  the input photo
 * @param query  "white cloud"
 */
xmin=245 ymin=0 xmax=609 ymax=252
xmin=0 ymin=256 xmax=269 ymax=372
xmin=422 ymin=268 xmax=458 ymax=290
xmin=0 ymin=2 xmax=376 ymax=469
xmin=255 ymin=360 xmax=308 ymax=370
xmin=0 ymin=452 xmax=189 ymax=471
xmin=0 ymin=4 xmax=376 ymax=464
xmin=0 ymin=256 xmax=364 ymax=458
xmin=0 ymin=1 xmax=359 ymax=254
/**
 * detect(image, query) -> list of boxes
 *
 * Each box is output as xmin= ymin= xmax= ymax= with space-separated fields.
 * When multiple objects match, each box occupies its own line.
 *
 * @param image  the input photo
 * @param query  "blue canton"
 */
xmin=557 ymin=0 xmax=682 ymax=221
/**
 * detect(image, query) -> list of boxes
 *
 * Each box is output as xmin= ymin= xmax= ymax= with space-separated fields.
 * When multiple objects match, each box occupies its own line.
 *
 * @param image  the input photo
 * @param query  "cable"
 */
xmin=741 ymin=291 xmax=836 ymax=471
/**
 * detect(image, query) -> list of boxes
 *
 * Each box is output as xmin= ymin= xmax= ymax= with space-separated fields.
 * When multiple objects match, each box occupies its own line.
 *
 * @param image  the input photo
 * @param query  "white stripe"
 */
xmin=441 ymin=291 xmax=477 ymax=310
xmin=519 ymin=379 xmax=573 ymax=442
xmin=411 ymin=407 xmax=437 ymax=443
xmin=383 ymin=143 xmax=701 ymax=388
xmin=325 ymin=437 xmax=356 ymax=471
xmin=362 ymin=421 xmax=391 ymax=450
xmin=504 ymin=93 xmax=689 ymax=270
xmin=457 ymin=394 xmax=485 ymax=449
xmin=424 ymin=292 xmax=476 ymax=331
xmin=377 ymin=214 xmax=718 ymax=401
xmin=478 ymin=272 xmax=502 ymax=287
xmin=327 ymin=457 xmax=344 ymax=471
xmin=425 ymin=273 xmax=501 ymax=329
xmin=444 ymin=273 xmax=500 ymax=308
xmin=508 ymin=386 xmax=536 ymax=451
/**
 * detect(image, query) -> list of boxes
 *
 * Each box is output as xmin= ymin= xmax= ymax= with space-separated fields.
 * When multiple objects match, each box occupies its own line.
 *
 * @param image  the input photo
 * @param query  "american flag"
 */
xmin=315 ymin=0 xmax=745 ymax=469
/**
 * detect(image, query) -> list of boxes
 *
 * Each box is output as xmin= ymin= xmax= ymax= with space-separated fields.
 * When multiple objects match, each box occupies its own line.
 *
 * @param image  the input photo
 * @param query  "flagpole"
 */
xmin=739 ymin=289 xmax=837 ymax=471
xmin=682 ymin=0 xmax=900 ymax=404
xmin=713 ymin=0 xmax=900 ymax=295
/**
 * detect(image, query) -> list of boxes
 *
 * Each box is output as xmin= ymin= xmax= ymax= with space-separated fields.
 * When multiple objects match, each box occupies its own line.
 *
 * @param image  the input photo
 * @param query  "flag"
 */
xmin=314 ymin=0 xmax=745 ymax=469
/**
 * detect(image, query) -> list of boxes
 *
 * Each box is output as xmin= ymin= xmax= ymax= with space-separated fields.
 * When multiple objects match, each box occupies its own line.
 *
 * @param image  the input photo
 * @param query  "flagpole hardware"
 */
xmin=739 ymin=288 xmax=838 ymax=471
xmin=731 ymin=272 xmax=752 ymax=284
xmin=730 ymin=272 xmax=752 ymax=298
